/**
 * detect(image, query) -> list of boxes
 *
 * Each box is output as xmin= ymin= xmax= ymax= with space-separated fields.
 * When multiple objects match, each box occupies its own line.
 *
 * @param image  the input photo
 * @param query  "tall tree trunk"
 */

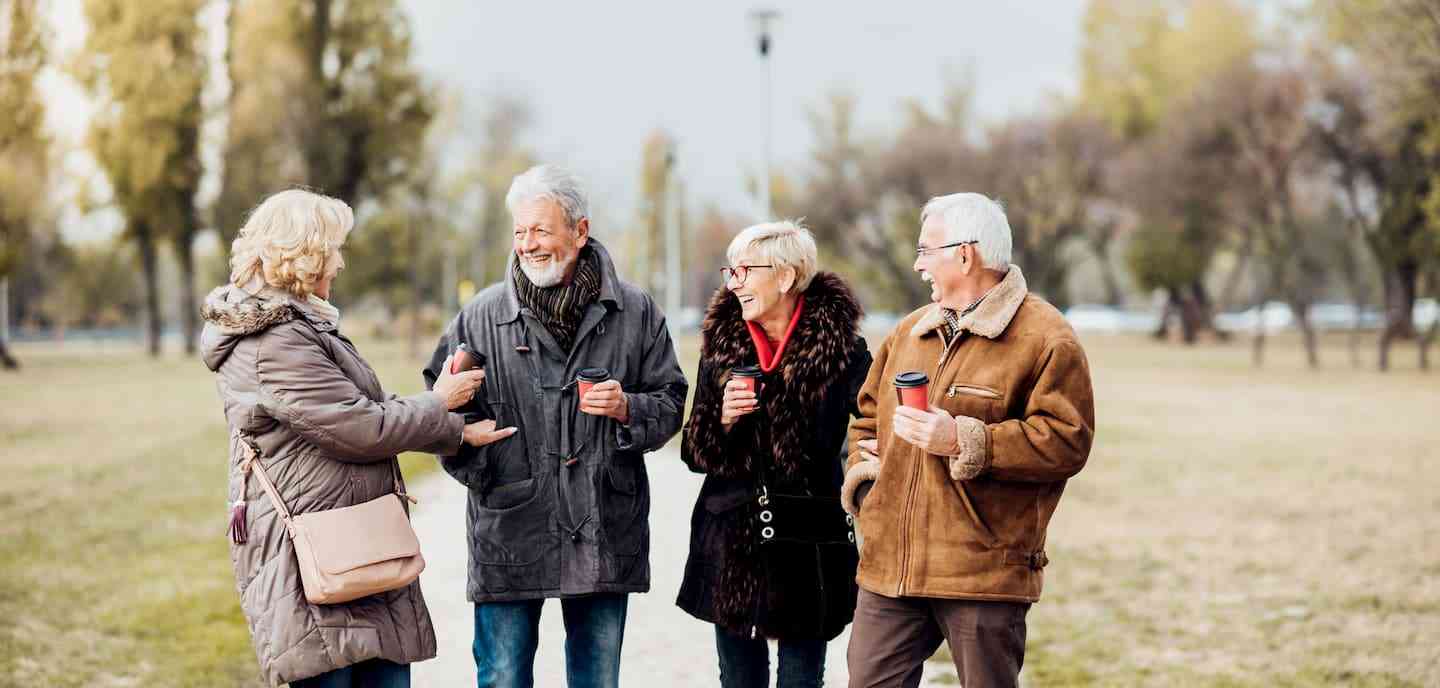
xmin=1383 ymin=262 xmax=1419 ymax=339
xmin=0 ymin=337 xmax=16 ymax=370
xmin=1419 ymin=269 xmax=1438 ymax=371
xmin=1170 ymin=288 xmax=1198 ymax=345
xmin=1292 ymin=301 xmax=1320 ymax=369
xmin=174 ymin=230 xmax=198 ymax=355
xmin=1189 ymin=279 xmax=1228 ymax=341
xmin=1153 ymin=289 xmax=1174 ymax=340
xmin=1251 ymin=282 xmax=1269 ymax=368
xmin=136 ymin=223 xmax=163 ymax=357
xmin=0 ymin=277 xmax=15 ymax=369
xmin=1378 ymin=324 xmax=1394 ymax=372
xmin=1419 ymin=313 xmax=1438 ymax=371
xmin=1251 ymin=310 xmax=1266 ymax=367
xmin=1349 ymin=302 xmax=1364 ymax=369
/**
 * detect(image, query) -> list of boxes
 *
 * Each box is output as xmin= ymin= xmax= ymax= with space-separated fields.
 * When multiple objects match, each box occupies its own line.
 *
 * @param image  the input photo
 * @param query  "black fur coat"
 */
xmin=675 ymin=272 xmax=872 ymax=641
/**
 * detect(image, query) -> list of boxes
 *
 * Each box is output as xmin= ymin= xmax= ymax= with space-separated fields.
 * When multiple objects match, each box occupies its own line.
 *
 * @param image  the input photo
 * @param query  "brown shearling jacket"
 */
xmin=842 ymin=266 xmax=1095 ymax=602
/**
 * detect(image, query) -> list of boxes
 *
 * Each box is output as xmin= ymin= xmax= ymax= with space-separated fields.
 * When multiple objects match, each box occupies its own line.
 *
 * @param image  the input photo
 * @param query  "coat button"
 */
xmin=570 ymin=532 xmax=582 ymax=543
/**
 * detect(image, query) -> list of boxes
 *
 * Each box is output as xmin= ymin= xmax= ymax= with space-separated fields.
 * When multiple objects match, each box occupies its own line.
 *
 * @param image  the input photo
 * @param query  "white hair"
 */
xmin=505 ymin=164 xmax=589 ymax=229
xmin=920 ymin=192 xmax=1013 ymax=269
xmin=726 ymin=219 xmax=819 ymax=293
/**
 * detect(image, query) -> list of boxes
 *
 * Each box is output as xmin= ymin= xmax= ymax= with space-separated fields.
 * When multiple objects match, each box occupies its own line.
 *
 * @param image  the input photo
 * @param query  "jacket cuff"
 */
xmin=948 ymin=415 xmax=990 ymax=481
xmin=441 ymin=411 xmax=465 ymax=455
xmin=841 ymin=458 xmax=881 ymax=515
xmin=615 ymin=392 xmax=653 ymax=452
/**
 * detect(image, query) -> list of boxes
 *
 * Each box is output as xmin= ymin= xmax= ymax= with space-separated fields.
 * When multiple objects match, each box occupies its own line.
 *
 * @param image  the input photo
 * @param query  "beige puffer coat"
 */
xmin=200 ymin=285 xmax=463 ymax=686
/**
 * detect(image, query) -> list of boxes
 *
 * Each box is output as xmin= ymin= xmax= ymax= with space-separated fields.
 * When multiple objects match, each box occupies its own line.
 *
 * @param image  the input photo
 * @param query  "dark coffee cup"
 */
xmin=731 ymin=365 xmax=763 ymax=396
xmin=576 ymin=367 xmax=610 ymax=400
xmin=894 ymin=371 xmax=930 ymax=410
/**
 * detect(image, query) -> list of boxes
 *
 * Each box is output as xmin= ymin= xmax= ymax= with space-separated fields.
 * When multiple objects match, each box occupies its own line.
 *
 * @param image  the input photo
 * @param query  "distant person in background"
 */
xmin=842 ymin=193 xmax=1095 ymax=688
xmin=677 ymin=220 xmax=871 ymax=688
xmin=201 ymin=189 xmax=508 ymax=687
xmin=423 ymin=164 xmax=688 ymax=688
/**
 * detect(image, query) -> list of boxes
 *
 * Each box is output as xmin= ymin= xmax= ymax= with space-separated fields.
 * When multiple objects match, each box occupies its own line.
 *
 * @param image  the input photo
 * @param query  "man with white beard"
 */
xmin=423 ymin=164 xmax=689 ymax=688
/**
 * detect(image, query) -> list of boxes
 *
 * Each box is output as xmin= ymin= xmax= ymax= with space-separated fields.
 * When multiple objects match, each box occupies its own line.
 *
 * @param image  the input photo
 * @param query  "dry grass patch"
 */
xmin=0 ymin=339 xmax=445 ymax=687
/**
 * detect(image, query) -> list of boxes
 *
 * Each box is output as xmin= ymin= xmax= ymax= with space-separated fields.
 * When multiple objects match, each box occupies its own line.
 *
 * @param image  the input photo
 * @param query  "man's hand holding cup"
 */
xmin=580 ymin=379 xmax=630 ymax=424
xmin=893 ymin=404 xmax=961 ymax=456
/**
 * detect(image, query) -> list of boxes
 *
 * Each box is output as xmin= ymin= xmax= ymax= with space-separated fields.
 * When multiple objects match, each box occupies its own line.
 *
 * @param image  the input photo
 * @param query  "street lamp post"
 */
xmin=749 ymin=8 xmax=779 ymax=219
xmin=664 ymin=148 xmax=682 ymax=319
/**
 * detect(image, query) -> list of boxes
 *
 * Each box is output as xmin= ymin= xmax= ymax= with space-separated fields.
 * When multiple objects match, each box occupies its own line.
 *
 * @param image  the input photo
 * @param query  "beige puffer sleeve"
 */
xmin=256 ymin=323 xmax=464 ymax=462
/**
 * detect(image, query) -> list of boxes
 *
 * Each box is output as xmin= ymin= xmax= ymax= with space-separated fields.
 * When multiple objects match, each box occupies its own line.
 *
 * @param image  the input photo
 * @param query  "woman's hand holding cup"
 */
xmin=719 ymin=379 xmax=761 ymax=429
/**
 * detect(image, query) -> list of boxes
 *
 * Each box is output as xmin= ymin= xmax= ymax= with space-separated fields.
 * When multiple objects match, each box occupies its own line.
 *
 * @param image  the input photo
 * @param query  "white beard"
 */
xmin=518 ymin=251 xmax=576 ymax=287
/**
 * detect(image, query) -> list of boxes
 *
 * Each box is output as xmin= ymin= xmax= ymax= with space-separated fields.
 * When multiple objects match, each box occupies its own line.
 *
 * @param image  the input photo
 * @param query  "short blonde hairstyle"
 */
xmin=229 ymin=189 xmax=354 ymax=298
xmin=726 ymin=219 xmax=819 ymax=293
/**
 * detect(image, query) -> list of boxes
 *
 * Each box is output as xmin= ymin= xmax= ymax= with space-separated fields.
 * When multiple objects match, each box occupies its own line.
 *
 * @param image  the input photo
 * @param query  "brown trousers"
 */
xmin=847 ymin=588 xmax=1029 ymax=688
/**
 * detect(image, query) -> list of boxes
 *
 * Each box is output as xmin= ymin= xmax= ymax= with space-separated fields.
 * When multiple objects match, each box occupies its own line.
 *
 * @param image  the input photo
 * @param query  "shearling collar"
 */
xmin=910 ymin=264 xmax=1028 ymax=340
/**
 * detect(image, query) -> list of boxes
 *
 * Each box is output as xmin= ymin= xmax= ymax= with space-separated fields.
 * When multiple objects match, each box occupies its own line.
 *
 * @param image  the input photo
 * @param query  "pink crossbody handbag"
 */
xmin=229 ymin=434 xmax=425 ymax=604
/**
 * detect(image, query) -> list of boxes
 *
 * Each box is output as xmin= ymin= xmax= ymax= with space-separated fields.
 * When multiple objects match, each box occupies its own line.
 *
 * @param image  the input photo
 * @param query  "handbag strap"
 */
xmin=238 ymin=434 xmax=293 ymax=529
xmin=235 ymin=432 xmax=415 ymax=536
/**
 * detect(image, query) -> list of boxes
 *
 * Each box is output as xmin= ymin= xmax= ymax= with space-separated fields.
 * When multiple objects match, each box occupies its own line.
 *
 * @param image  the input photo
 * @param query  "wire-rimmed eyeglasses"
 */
xmin=915 ymin=240 xmax=977 ymax=257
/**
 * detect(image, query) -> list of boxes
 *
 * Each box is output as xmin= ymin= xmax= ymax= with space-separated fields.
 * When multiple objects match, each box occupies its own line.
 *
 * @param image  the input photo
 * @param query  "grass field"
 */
xmin=1 ymin=330 xmax=1436 ymax=686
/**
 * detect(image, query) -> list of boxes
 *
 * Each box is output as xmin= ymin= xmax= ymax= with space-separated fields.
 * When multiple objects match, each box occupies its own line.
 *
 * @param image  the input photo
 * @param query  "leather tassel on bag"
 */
xmin=229 ymin=500 xmax=248 ymax=544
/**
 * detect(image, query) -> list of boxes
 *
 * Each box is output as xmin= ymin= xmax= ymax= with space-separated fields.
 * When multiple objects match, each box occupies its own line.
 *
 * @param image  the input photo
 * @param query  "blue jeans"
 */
xmin=714 ymin=625 xmax=827 ymax=688
xmin=473 ymin=593 xmax=628 ymax=688
xmin=290 ymin=658 xmax=409 ymax=688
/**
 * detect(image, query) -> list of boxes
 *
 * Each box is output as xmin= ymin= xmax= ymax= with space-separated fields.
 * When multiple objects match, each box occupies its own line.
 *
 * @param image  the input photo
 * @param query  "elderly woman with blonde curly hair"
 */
xmin=201 ymin=189 xmax=515 ymax=687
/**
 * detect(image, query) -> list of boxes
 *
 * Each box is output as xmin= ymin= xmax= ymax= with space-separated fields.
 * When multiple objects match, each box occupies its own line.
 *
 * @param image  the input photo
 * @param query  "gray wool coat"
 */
xmin=423 ymin=239 xmax=689 ymax=603
xmin=201 ymin=285 xmax=463 ymax=686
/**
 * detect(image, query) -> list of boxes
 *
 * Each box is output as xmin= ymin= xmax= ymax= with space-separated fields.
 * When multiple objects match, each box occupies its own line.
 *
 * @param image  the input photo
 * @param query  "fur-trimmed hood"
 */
xmin=199 ymin=285 xmax=300 ymax=372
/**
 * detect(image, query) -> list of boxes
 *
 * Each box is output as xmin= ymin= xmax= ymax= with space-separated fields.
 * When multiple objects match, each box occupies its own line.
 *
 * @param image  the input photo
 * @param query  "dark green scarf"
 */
xmin=511 ymin=247 xmax=602 ymax=352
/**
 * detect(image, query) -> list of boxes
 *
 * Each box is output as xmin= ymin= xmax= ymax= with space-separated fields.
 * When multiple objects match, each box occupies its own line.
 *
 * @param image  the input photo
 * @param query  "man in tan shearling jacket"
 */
xmin=841 ymin=192 xmax=1095 ymax=688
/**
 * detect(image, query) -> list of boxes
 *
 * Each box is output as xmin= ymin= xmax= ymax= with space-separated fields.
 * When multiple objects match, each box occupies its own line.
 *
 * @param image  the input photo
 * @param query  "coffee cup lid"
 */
xmin=732 ymin=365 xmax=763 ymax=378
xmin=577 ymin=367 xmax=610 ymax=382
xmin=894 ymin=371 xmax=929 ymax=387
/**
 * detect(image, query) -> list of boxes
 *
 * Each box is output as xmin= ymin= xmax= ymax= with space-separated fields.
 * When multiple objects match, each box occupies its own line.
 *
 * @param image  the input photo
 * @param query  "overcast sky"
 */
xmin=404 ymin=0 xmax=1088 ymax=223
xmin=42 ymin=0 xmax=1090 ymax=241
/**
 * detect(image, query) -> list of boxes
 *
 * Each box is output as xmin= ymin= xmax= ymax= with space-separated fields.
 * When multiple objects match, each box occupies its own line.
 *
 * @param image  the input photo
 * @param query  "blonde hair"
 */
xmin=228 ymin=189 xmax=354 ymax=298
xmin=726 ymin=219 xmax=819 ymax=293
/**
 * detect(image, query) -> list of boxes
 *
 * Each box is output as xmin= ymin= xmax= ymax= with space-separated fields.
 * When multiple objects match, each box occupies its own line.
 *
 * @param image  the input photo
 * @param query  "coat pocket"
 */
xmin=483 ymin=402 xmax=530 ymax=486
xmin=600 ymin=457 xmax=650 ymax=558
xmin=939 ymin=381 xmax=1006 ymax=424
xmin=483 ymin=477 xmax=536 ymax=510
xmin=470 ymin=475 xmax=554 ymax=570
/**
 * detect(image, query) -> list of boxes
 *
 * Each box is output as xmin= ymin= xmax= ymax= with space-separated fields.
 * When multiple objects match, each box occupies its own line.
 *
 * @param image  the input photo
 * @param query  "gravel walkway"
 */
xmin=409 ymin=444 xmax=952 ymax=686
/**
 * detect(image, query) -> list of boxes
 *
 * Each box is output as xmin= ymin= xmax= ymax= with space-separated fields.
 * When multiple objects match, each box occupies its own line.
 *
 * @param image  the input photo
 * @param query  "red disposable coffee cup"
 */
xmin=730 ymin=365 xmax=763 ymax=396
xmin=576 ymin=367 xmax=610 ymax=402
xmin=451 ymin=343 xmax=480 ymax=374
xmin=894 ymin=371 xmax=930 ymax=410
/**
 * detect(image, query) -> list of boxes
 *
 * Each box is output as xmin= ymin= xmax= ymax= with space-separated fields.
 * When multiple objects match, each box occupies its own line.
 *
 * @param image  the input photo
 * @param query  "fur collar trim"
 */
xmin=201 ymin=286 xmax=297 ymax=336
xmin=910 ymin=264 xmax=1028 ymax=340
xmin=694 ymin=271 xmax=863 ymax=481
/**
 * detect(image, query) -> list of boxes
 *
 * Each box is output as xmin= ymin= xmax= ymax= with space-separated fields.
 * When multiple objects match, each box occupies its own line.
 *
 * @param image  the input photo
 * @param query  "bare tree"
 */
xmin=0 ymin=0 xmax=50 ymax=369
